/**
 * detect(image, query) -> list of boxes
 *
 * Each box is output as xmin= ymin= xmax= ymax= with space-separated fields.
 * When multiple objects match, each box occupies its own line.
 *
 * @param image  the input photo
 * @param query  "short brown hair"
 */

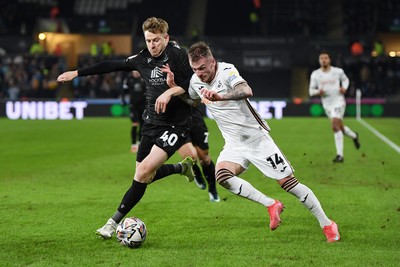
xmin=319 ymin=50 xmax=331 ymax=58
xmin=188 ymin=41 xmax=213 ymax=63
xmin=142 ymin=17 xmax=169 ymax=34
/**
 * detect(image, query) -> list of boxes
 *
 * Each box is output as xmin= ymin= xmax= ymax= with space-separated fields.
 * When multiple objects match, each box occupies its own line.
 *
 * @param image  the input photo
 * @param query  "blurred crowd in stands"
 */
xmin=335 ymin=53 xmax=400 ymax=98
xmin=0 ymin=54 xmax=66 ymax=100
xmin=2 ymin=51 xmax=399 ymax=101
xmin=0 ymin=0 xmax=399 ymax=101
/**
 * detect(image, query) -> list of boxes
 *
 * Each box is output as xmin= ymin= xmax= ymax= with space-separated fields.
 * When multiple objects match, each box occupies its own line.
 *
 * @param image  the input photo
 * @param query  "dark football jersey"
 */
xmin=78 ymin=42 xmax=193 ymax=126
xmin=126 ymin=42 xmax=192 ymax=126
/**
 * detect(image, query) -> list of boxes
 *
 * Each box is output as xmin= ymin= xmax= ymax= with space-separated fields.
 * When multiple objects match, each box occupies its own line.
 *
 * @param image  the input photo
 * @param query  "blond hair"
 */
xmin=142 ymin=17 xmax=169 ymax=34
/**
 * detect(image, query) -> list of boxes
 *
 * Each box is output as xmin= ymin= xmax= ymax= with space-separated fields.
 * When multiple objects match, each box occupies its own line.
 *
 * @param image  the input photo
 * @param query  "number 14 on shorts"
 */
xmin=266 ymin=153 xmax=286 ymax=171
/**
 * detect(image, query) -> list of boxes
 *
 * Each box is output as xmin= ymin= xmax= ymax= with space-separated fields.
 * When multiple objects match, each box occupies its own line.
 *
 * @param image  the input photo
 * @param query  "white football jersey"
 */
xmin=309 ymin=66 xmax=349 ymax=108
xmin=189 ymin=62 xmax=270 ymax=146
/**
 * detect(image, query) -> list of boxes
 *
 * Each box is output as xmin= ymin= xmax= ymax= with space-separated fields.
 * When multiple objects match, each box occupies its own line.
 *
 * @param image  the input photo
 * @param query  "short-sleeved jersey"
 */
xmin=126 ymin=42 xmax=193 ymax=126
xmin=309 ymin=66 xmax=349 ymax=109
xmin=189 ymin=62 xmax=270 ymax=147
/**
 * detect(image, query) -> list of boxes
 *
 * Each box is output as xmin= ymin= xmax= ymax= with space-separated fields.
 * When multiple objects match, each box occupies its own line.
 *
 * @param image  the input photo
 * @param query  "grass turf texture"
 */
xmin=1 ymin=117 xmax=399 ymax=267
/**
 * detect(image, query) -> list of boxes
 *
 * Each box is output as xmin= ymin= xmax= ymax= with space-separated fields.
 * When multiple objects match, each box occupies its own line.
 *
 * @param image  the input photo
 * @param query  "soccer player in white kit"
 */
xmin=162 ymin=42 xmax=340 ymax=242
xmin=309 ymin=51 xmax=360 ymax=163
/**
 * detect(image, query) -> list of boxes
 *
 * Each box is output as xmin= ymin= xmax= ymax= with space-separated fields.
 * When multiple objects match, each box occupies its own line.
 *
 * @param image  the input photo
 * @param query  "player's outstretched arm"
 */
xmin=57 ymin=70 xmax=78 ymax=82
xmin=58 ymin=60 xmax=128 ymax=83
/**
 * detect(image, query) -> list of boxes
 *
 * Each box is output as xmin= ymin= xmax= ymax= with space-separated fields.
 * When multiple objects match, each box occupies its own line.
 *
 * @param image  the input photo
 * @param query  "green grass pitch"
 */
xmin=0 ymin=117 xmax=399 ymax=266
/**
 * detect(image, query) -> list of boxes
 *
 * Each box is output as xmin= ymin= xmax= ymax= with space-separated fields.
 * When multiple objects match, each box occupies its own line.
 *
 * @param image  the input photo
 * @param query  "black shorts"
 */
xmin=130 ymin=104 xmax=145 ymax=123
xmin=137 ymin=123 xmax=190 ymax=162
xmin=188 ymin=121 xmax=209 ymax=150
xmin=188 ymin=108 xmax=209 ymax=150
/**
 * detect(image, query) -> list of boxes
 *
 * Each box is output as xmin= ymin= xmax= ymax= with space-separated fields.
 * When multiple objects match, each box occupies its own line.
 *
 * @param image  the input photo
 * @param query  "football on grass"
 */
xmin=116 ymin=217 xmax=147 ymax=248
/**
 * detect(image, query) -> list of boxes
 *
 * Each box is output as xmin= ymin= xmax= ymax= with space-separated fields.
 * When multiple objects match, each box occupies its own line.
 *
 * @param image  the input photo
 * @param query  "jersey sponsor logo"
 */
xmin=149 ymin=66 xmax=166 ymax=85
xmin=150 ymin=66 xmax=163 ymax=78
xmin=227 ymin=71 xmax=238 ymax=84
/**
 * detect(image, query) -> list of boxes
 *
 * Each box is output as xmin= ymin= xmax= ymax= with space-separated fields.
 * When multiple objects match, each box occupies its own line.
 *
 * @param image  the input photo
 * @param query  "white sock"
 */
xmin=283 ymin=179 xmax=331 ymax=228
xmin=221 ymin=176 xmax=275 ymax=207
xmin=334 ymin=131 xmax=344 ymax=156
xmin=343 ymin=125 xmax=357 ymax=139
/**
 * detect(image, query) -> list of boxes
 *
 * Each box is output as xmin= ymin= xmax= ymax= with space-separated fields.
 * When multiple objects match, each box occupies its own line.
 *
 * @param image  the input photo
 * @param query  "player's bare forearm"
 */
xmin=166 ymin=86 xmax=185 ymax=96
xmin=222 ymin=82 xmax=253 ymax=100
xmin=155 ymin=86 xmax=186 ymax=113
xmin=178 ymin=93 xmax=201 ymax=107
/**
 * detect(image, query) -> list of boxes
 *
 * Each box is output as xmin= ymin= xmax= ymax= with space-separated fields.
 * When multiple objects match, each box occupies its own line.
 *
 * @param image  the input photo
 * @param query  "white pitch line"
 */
xmin=357 ymin=118 xmax=400 ymax=154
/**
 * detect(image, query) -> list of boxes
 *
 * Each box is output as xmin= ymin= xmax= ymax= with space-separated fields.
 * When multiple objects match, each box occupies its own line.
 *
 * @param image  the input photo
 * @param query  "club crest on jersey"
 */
xmin=217 ymin=80 xmax=223 ymax=89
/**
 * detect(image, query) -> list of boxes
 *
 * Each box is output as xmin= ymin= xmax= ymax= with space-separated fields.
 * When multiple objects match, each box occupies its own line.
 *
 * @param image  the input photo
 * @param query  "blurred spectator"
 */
xmin=249 ymin=11 xmax=260 ymax=35
xmin=90 ymin=43 xmax=100 ymax=57
xmin=101 ymin=41 xmax=114 ymax=57
xmin=7 ymin=79 xmax=19 ymax=100
xmin=350 ymin=41 xmax=364 ymax=56
xmin=53 ymin=43 xmax=63 ymax=56
xmin=29 ymin=43 xmax=45 ymax=55
xmin=373 ymin=40 xmax=385 ymax=56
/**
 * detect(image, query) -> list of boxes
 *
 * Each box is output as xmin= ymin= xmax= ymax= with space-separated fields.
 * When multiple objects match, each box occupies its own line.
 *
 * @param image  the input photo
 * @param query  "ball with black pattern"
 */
xmin=116 ymin=217 xmax=147 ymax=248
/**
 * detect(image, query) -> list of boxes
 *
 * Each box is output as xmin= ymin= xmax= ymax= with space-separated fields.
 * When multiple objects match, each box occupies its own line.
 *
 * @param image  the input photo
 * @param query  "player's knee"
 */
xmin=216 ymin=168 xmax=234 ymax=187
xmin=331 ymin=119 xmax=342 ymax=131
xmin=135 ymin=165 xmax=156 ymax=184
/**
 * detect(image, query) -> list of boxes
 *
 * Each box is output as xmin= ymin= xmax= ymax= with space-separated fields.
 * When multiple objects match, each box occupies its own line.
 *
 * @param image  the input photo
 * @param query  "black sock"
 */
xmin=193 ymin=163 xmax=204 ymax=181
xmin=131 ymin=126 xmax=138 ymax=144
xmin=202 ymin=161 xmax=217 ymax=191
xmin=152 ymin=164 xmax=182 ymax=182
xmin=114 ymin=180 xmax=147 ymax=222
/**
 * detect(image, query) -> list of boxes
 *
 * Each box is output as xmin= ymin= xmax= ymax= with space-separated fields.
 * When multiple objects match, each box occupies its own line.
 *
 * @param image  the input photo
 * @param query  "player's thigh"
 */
xmin=246 ymin=135 xmax=294 ymax=180
xmin=217 ymin=146 xmax=250 ymax=172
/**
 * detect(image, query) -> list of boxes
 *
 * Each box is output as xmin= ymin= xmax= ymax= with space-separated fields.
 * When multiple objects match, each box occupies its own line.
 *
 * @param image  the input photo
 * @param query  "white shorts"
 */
xmin=324 ymin=104 xmax=345 ymax=119
xmin=217 ymin=133 xmax=294 ymax=180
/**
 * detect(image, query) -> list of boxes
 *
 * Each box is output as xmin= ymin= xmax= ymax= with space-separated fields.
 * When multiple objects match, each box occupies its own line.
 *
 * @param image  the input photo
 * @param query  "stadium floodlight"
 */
xmin=38 ymin=33 xmax=46 ymax=40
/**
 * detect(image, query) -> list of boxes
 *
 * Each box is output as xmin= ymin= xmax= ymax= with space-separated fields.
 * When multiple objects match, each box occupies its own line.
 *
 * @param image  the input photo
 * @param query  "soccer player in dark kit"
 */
xmin=121 ymin=70 xmax=146 ymax=153
xmin=58 ymin=17 xmax=209 ymax=239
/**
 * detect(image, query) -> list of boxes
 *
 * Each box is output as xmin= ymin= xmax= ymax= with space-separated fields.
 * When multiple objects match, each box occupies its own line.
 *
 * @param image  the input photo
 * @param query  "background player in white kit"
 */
xmin=162 ymin=41 xmax=341 ymax=242
xmin=309 ymin=51 xmax=360 ymax=163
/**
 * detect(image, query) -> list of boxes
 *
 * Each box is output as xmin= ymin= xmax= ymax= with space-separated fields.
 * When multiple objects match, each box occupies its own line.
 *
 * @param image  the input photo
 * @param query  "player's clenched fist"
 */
xmin=200 ymin=88 xmax=220 ymax=101
xmin=57 ymin=70 xmax=78 ymax=83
